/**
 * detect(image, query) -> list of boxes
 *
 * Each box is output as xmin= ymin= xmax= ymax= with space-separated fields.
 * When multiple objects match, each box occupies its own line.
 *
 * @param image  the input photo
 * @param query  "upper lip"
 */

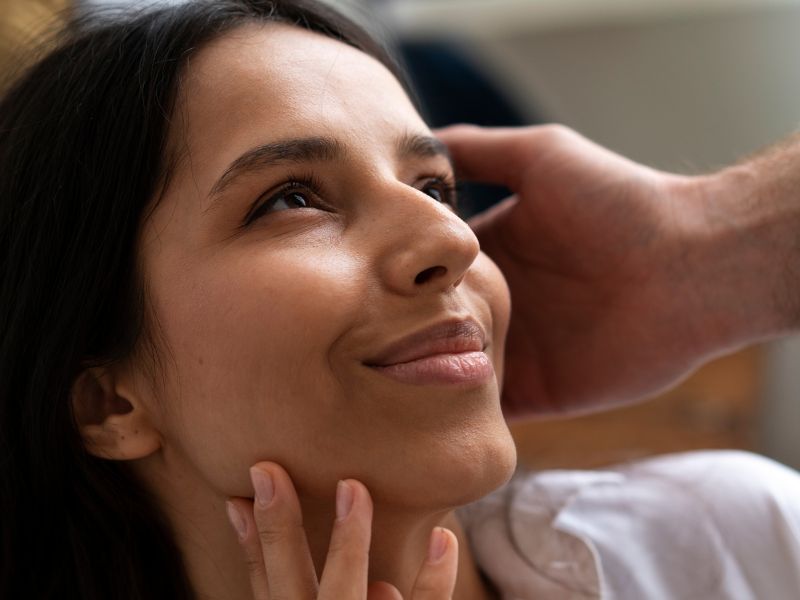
xmin=364 ymin=317 xmax=486 ymax=367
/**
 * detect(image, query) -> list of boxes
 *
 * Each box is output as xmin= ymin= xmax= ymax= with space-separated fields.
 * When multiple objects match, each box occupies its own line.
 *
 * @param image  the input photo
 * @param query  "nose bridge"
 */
xmin=369 ymin=182 xmax=480 ymax=296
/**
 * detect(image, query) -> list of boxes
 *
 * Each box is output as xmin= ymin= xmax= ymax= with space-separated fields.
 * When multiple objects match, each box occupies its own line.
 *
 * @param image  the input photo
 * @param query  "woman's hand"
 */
xmin=225 ymin=462 xmax=459 ymax=599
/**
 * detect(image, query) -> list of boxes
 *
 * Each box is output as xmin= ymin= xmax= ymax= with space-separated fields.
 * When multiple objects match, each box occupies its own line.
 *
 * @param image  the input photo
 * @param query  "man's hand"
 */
xmin=438 ymin=124 xmax=796 ymax=420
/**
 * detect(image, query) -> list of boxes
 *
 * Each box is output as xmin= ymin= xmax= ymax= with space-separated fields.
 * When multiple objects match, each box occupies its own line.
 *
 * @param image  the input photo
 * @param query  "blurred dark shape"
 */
xmin=397 ymin=40 xmax=541 ymax=218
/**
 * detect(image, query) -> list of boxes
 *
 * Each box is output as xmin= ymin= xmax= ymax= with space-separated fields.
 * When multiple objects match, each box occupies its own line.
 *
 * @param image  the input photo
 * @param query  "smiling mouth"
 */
xmin=363 ymin=317 xmax=494 ymax=386
xmin=367 ymin=351 xmax=494 ymax=386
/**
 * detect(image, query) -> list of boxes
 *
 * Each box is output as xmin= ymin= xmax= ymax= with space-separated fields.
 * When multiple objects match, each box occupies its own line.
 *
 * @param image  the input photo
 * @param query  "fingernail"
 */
xmin=226 ymin=501 xmax=247 ymax=541
xmin=427 ymin=528 xmax=448 ymax=563
xmin=251 ymin=468 xmax=274 ymax=508
xmin=336 ymin=480 xmax=354 ymax=522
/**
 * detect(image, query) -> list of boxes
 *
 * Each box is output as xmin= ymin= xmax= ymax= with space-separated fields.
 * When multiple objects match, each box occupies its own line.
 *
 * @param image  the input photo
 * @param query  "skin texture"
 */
xmin=439 ymin=124 xmax=800 ymax=419
xmin=73 ymin=24 xmax=515 ymax=600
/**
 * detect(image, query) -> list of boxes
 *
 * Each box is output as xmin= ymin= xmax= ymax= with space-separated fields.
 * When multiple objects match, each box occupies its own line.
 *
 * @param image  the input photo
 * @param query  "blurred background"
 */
xmin=4 ymin=0 xmax=800 ymax=470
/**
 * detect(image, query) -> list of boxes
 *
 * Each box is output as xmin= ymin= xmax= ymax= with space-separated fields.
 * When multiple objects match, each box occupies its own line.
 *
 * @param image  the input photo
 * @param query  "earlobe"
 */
xmin=71 ymin=368 xmax=161 ymax=461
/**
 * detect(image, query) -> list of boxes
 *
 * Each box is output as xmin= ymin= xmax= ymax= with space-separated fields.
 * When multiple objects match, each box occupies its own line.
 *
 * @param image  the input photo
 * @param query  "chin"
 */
xmin=449 ymin=423 xmax=518 ymax=506
xmin=389 ymin=420 xmax=519 ymax=511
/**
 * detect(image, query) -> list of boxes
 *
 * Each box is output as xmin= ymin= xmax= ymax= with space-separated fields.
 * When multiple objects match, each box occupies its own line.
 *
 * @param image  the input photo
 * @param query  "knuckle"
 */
xmin=257 ymin=521 xmax=304 ymax=547
xmin=537 ymin=123 xmax=574 ymax=144
xmin=542 ymin=122 xmax=569 ymax=136
xmin=412 ymin=575 xmax=440 ymax=595
xmin=414 ymin=566 xmax=456 ymax=597
xmin=327 ymin=532 xmax=369 ymax=563
xmin=243 ymin=554 xmax=266 ymax=576
xmin=448 ymin=123 xmax=480 ymax=135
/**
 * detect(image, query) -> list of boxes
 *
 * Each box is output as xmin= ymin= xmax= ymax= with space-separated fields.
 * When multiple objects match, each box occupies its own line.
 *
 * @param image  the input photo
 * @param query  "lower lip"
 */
xmin=368 ymin=351 xmax=495 ymax=386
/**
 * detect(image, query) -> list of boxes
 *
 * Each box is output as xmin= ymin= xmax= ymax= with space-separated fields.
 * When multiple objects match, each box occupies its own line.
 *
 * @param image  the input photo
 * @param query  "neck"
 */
xmin=298 ymin=496 xmax=498 ymax=600
xmin=139 ymin=460 xmax=499 ymax=600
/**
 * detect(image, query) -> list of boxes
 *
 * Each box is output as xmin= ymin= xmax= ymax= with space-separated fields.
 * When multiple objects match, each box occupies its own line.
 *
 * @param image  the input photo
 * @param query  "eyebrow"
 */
xmin=205 ymin=132 xmax=452 ymax=210
xmin=396 ymin=132 xmax=451 ymax=163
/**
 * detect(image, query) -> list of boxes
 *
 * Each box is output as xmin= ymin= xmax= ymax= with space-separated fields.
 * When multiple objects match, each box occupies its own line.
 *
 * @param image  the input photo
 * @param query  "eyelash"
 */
xmin=424 ymin=175 xmax=459 ymax=212
xmin=243 ymin=172 xmax=460 ymax=227
xmin=243 ymin=174 xmax=324 ymax=226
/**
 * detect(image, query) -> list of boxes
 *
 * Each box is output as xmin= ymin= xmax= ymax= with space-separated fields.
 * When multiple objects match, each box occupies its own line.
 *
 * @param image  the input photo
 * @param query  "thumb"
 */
xmin=435 ymin=123 xmax=542 ymax=189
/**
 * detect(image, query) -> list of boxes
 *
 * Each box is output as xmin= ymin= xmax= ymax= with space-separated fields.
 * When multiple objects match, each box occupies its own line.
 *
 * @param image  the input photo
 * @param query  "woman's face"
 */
xmin=134 ymin=23 xmax=516 ymax=507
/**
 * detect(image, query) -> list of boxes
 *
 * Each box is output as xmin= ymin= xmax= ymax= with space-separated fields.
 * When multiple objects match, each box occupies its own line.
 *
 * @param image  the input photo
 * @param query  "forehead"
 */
xmin=174 ymin=23 xmax=426 ymax=165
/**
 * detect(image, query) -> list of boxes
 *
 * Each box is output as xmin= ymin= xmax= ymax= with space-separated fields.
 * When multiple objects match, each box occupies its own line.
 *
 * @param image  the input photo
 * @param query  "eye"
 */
xmin=272 ymin=190 xmax=310 ymax=211
xmin=420 ymin=176 xmax=458 ymax=211
xmin=244 ymin=177 xmax=321 ymax=226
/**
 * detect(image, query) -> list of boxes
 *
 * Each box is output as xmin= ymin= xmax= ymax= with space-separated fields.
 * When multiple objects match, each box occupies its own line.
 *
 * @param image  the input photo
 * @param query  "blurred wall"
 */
xmin=762 ymin=340 xmax=800 ymax=468
xmin=0 ymin=0 xmax=69 ymax=81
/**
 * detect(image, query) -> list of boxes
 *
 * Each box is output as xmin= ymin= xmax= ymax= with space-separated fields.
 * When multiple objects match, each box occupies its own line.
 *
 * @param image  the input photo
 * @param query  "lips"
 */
xmin=364 ymin=318 xmax=486 ymax=367
xmin=363 ymin=318 xmax=494 ymax=387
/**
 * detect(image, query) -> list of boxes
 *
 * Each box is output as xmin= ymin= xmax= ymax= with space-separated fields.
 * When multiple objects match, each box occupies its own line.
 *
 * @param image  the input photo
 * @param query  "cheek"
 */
xmin=472 ymin=252 xmax=511 ymax=370
xmin=146 ymin=245 xmax=365 ymax=490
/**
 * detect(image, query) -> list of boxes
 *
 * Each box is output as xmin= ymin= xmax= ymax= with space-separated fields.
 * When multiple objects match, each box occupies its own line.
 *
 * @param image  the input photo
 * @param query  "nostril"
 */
xmin=414 ymin=265 xmax=447 ymax=285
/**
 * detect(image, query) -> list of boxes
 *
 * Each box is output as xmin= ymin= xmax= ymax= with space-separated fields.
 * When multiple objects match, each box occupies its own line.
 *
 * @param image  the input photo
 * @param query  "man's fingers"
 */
xmin=435 ymin=124 xmax=537 ymax=189
xmin=410 ymin=527 xmax=459 ymax=600
xmin=318 ymin=479 xmax=373 ymax=599
xmin=437 ymin=122 xmax=590 ymax=191
xmin=250 ymin=462 xmax=319 ymax=600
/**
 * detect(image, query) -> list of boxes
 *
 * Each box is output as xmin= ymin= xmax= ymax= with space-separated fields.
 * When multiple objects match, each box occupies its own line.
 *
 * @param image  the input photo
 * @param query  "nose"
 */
xmin=375 ymin=186 xmax=480 ymax=296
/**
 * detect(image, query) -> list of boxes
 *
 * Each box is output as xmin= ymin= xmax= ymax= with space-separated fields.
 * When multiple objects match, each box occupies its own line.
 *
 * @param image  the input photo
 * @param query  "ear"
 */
xmin=70 ymin=367 xmax=161 ymax=460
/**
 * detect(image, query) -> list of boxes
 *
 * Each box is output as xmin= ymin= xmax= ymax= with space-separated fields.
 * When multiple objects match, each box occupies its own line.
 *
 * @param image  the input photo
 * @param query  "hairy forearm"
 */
xmin=684 ymin=136 xmax=800 ymax=355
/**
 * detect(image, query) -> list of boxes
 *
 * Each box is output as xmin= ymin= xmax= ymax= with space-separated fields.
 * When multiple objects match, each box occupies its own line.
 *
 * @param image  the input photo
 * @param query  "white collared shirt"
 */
xmin=457 ymin=451 xmax=800 ymax=599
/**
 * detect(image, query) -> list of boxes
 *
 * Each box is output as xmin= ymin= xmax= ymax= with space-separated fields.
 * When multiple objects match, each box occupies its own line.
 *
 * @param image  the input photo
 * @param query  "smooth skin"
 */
xmin=439 ymin=124 xmax=800 ymax=419
xmin=71 ymin=23 xmax=513 ymax=600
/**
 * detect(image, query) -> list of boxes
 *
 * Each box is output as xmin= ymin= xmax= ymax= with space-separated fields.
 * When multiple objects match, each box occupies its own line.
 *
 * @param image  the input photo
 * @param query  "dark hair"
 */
xmin=0 ymin=2 xmax=405 ymax=597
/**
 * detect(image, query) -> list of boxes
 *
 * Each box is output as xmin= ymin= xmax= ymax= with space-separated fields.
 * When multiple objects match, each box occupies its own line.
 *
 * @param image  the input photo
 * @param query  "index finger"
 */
xmin=318 ymin=479 xmax=373 ymax=599
xmin=250 ymin=463 xmax=319 ymax=600
xmin=435 ymin=123 xmax=544 ymax=189
xmin=226 ymin=497 xmax=272 ymax=600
